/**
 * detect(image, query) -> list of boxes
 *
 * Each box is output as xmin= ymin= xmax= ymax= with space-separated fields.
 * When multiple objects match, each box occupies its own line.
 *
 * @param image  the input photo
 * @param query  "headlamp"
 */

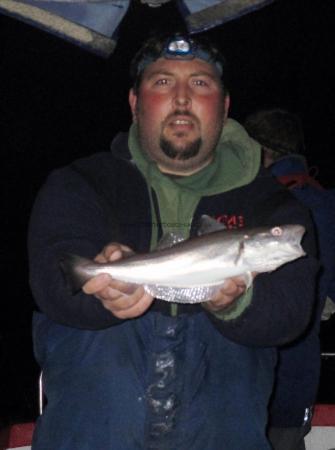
xmin=165 ymin=37 xmax=193 ymax=58
xmin=136 ymin=34 xmax=224 ymax=77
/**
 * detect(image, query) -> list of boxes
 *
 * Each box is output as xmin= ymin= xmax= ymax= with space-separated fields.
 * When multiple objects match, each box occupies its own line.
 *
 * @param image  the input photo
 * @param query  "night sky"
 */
xmin=1 ymin=0 xmax=334 ymax=427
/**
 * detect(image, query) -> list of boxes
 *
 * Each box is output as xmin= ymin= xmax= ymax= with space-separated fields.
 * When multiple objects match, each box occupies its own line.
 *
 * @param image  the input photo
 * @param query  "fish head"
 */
xmin=241 ymin=224 xmax=306 ymax=272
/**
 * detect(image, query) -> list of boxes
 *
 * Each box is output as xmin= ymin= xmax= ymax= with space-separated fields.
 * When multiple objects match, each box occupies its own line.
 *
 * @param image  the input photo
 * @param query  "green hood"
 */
xmin=128 ymin=118 xmax=261 ymax=244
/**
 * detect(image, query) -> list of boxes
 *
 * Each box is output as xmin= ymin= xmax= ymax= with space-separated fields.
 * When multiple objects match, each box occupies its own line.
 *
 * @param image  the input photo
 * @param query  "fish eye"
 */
xmin=271 ymin=227 xmax=282 ymax=236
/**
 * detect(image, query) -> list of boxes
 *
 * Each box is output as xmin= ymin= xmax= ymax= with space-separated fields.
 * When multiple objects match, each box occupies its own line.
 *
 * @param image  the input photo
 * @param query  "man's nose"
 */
xmin=172 ymin=83 xmax=191 ymax=108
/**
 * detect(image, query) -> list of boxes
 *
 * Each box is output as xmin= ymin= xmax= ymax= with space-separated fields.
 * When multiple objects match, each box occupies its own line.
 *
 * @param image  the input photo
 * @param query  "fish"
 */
xmin=60 ymin=219 xmax=306 ymax=303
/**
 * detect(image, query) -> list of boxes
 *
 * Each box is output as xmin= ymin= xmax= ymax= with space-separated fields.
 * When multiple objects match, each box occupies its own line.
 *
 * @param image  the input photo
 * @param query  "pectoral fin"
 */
xmin=242 ymin=271 xmax=253 ymax=289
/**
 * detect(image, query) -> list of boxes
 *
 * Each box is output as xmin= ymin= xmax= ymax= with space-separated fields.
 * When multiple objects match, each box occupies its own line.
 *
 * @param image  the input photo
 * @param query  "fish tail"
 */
xmin=59 ymin=253 xmax=91 ymax=295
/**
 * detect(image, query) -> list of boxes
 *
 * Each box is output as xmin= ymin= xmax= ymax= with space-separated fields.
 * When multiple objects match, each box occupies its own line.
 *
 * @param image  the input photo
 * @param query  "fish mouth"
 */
xmin=278 ymin=240 xmax=306 ymax=260
xmin=292 ymin=243 xmax=306 ymax=257
xmin=288 ymin=226 xmax=306 ymax=256
xmin=287 ymin=224 xmax=306 ymax=239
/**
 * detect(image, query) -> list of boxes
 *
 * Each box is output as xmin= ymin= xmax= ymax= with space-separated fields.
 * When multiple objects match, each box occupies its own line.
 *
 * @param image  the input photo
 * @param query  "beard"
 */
xmin=159 ymin=135 xmax=202 ymax=161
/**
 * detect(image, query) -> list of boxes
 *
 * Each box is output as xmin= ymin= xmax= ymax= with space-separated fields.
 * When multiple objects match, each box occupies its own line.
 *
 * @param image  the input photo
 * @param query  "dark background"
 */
xmin=1 ymin=0 xmax=334 ymax=427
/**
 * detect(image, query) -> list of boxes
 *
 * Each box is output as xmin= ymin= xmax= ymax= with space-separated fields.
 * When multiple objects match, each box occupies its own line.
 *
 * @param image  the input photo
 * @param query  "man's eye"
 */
xmin=193 ymin=79 xmax=208 ymax=87
xmin=155 ymin=79 xmax=169 ymax=85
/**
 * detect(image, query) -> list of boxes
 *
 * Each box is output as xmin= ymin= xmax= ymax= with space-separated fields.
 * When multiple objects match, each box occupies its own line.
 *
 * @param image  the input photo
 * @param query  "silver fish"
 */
xmin=60 ymin=221 xmax=306 ymax=304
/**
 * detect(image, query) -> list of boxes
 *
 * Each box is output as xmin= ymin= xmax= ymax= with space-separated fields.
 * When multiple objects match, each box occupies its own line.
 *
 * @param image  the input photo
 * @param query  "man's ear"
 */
xmin=129 ymin=88 xmax=138 ymax=123
xmin=223 ymin=94 xmax=230 ymax=123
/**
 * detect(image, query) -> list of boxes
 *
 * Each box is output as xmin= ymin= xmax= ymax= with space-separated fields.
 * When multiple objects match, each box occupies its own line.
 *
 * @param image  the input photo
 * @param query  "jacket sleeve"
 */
xmin=204 ymin=193 xmax=320 ymax=347
xmin=28 ymin=165 xmax=125 ymax=329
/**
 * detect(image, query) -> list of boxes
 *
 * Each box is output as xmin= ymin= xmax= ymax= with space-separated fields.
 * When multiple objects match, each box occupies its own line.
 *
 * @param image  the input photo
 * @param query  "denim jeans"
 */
xmin=32 ymin=311 xmax=276 ymax=450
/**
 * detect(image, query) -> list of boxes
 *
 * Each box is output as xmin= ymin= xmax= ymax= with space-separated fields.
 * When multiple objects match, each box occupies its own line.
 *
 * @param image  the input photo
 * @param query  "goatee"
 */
xmin=160 ymin=136 xmax=202 ymax=161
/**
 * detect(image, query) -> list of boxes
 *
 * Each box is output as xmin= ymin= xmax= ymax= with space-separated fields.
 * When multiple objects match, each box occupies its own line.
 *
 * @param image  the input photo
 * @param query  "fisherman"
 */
xmin=244 ymin=108 xmax=335 ymax=450
xmin=28 ymin=32 xmax=318 ymax=450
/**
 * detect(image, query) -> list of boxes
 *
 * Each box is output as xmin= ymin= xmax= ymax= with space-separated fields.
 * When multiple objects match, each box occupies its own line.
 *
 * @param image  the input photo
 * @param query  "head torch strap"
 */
xmin=137 ymin=35 xmax=224 ymax=76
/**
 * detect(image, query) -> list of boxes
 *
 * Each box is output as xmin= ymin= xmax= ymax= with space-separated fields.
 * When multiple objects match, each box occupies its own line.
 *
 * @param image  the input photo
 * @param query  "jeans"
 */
xmin=32 ymin=311 xmax=276 ymax=450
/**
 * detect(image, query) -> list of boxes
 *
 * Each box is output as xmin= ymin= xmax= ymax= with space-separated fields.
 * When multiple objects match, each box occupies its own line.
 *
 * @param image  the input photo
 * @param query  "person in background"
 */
xmin=28 ymin=36 xmax=318 ymax=450
xmin=244 ymin=108 xmax=335 ymax=450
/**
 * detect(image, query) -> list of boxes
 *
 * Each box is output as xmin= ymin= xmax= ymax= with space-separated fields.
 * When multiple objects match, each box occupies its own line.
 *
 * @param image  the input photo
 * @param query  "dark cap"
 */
xmin=130 ymin=32 xmax=227 ymax=89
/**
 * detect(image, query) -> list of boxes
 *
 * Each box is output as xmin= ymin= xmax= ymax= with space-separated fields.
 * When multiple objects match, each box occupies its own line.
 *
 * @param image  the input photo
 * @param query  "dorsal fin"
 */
xmin=197 ymin=215 xmax=226 ymax=236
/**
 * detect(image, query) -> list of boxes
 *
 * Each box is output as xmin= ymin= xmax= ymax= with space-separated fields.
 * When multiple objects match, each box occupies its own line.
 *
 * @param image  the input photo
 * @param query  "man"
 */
xmin=29 ymin=34 xmax=318 ymax=449
xmin=244 ymin=108 xmax=335 ymax=450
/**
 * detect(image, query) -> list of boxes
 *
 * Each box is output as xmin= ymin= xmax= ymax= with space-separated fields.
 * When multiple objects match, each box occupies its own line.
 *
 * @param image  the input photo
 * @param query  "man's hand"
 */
xmin=82 ymin=243 xmax=154 ymax=319
xmin=203 ymin=275 xmax=254 ymax=313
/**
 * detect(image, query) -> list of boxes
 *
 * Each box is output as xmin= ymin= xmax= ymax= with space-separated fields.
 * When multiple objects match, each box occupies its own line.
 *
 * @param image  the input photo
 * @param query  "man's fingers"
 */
xmin=99 ymin=284 xmax=144 ymax=306
xmin=81 ymin=242 xmax=154 ymax=320
xmin=203 ymin=277 xmax=248 ymax=312
xmin=121 ymin=292 xmax=154 ymax=318
xmin=99 ymin=286 xmax=154 ymax=319
xmin=94 ymin=253 xmax=109 ymax=263
xmin=221 ymin=278 xmax=246 ymax=294
xmin=103 ymin=243 xmax=133 ymax=261
xmin=82 ymin=273 xmax=112 ymax=294
xmin=108 ymin=291 xmax=154 ymax=319
xmin=104 ymin=279 xmax=138 ymax=294
xmin=94 ymin=243 xmax=133 ymax=264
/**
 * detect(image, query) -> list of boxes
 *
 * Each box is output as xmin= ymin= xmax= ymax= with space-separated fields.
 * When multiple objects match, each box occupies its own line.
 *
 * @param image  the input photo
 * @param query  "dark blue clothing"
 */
xmin=28 ymin=138 xmax=318 ymax=449
xmin=268 ymin=155 xmax=335 ymax=427
xmin=33 ymin=311 xmax=276 ymax=450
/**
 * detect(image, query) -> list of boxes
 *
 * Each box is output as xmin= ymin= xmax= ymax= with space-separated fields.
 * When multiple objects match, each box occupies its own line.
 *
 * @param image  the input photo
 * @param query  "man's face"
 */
xmin=129 ymin=57 xmax=229 ymax=175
